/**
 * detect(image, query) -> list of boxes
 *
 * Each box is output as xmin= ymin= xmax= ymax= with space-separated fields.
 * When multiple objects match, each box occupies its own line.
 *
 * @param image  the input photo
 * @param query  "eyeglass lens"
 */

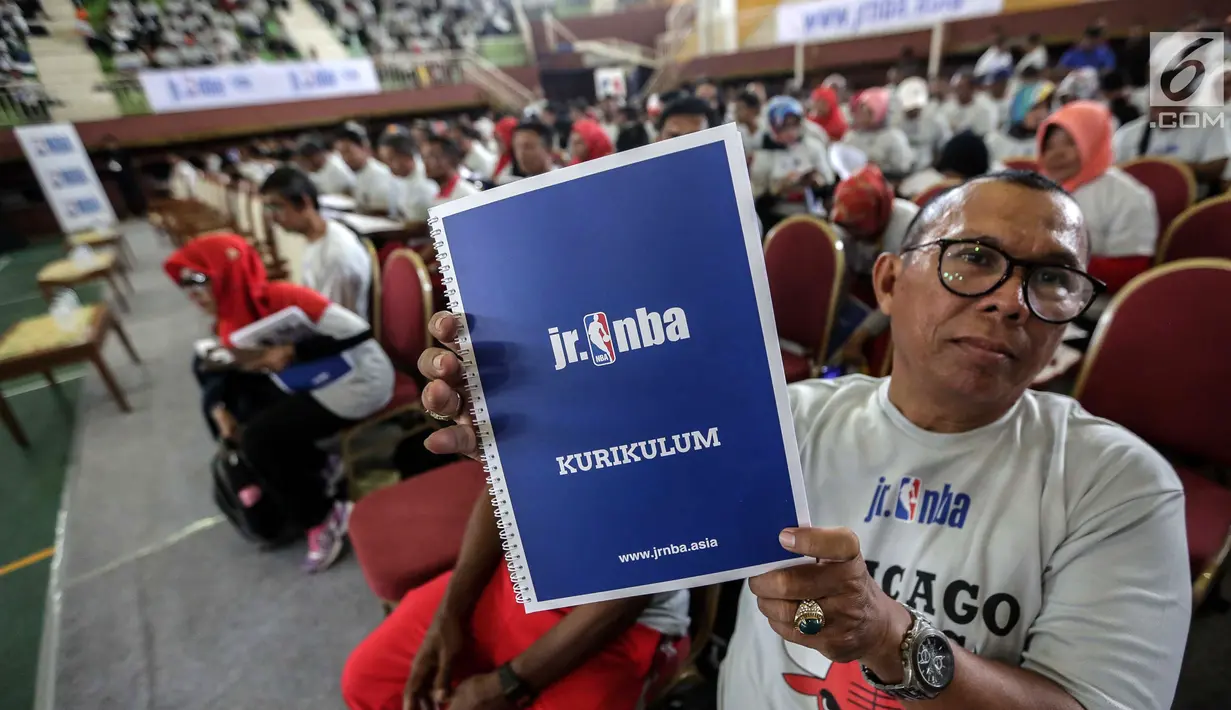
xmin=939 ymin=242 xmax=1095 ymax=322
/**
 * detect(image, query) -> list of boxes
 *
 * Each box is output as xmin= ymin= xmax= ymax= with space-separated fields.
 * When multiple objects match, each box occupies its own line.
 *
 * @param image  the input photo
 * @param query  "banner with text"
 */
xmin=138 ymin=58 xmax=381 ymax=114
xmin=15 ymin=123 xmax=117 ymax=234
xmin=777 ymin=0 xmax=1004 ymax=43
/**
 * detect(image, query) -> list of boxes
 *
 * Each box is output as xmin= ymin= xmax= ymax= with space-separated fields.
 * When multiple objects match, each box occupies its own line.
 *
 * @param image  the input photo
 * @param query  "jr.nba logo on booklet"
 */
xmin=547 ymin=306 xmax=691 ymax=371
xmin=864 ymin=476 xmax=971 ymax=529
xmin=1149 ymin=31 xmax=1226 ymax=129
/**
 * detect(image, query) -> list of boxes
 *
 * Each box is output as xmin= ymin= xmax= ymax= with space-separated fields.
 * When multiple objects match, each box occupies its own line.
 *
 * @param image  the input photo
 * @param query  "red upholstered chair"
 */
xmin=1119 ymin=157 xmax=1196 ymax=241
xmin=379 ymin=248 xmax=434 ymax=376
xmin=1155 ymin=193 xmax=1231 ymax=265
xmin=1000 ymin=156 xmax=1038 ymax=172
xmin=349 ymin=460 xmax=489 ymax=605
xmin=912 ymin=178 xmax=961 ymax=207
xmin=763 ymin=216 xmax=844 ymax=382
xmin=1071 ymin=259 xmax=1231 ymax=608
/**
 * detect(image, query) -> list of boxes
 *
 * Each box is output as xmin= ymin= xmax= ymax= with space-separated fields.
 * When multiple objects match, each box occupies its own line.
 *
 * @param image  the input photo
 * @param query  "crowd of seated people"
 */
xmin=82 ymin=0 xmax=296 ymax=74
xmin=148 ymin=15 xmax=1231 ymax=709
xmin=307 ymin=0 xmax=515 ymax=56
xmin=1 ymin=0 xmax=41 ymax=78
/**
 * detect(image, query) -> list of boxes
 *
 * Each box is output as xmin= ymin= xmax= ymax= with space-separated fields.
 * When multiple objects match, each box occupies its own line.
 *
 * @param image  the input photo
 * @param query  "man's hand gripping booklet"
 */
xmin=428 ymin=124 xmax=811 ymax=612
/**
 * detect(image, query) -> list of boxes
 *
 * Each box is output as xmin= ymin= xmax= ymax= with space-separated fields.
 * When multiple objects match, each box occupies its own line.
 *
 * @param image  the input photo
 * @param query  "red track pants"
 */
xmin=341 ymin=569 xmax=663 ymax=710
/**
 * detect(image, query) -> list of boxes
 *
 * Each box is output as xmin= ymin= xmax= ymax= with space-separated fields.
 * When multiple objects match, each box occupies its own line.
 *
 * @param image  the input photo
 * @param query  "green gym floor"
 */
xmin=0 ymin=244 xmax=99 ymax=710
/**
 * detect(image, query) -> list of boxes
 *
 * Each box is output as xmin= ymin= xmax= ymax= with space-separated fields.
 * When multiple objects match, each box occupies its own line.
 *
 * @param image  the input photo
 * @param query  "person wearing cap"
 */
xmin=941 ymin=70 xmax=999 ymax=138
xmin=893 ymin=77 xmax=952 ymax=173
xmin=841 ymin=88 xmax=914 ymax=178
xmin=985 ymin=81 xmax=1055 ymax=162
xmin=749 ymin=96 xmax=835 ymax=227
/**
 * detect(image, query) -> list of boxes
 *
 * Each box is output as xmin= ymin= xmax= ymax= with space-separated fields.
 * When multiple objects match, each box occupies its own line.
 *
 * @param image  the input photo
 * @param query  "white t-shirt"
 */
xmin=429 ymin=174 xmax=481 ymax=208
xmin=738 ymin=122 xmax=766 ymax=155
xmin=841 ymin=127 xmax=915 ymax=175
xmin=894 ymin=107 xmax=952 ymax=172
xmin=718 ymin=376 xmax=1189 ymax=710
xmin=352 ymin=158 xmax=395 ymax=212
xmin=1071 ymin=167 xmax=1159 ymax=258
xmin=301 ymin=220 xmax=372 ymax=322
xmin=941 ymin=96 xmax=1000 ymax=137
xmin=389 ymin=174 xmax=438 ymax=222
xmin=1016 ymin=46 xmax=1048 ymax=75
xmin=462 ymin=142 xmax=497 ymax=179
xmin=985 ymin=131 xmax=1037 ymax=162
xmin=310 ymin=152 xmax=357 ymax=196
xmin=1112 ymin=117 xmax=1231 ymax=167
xmin=973 ymin=46 xmax=1012 ymax=78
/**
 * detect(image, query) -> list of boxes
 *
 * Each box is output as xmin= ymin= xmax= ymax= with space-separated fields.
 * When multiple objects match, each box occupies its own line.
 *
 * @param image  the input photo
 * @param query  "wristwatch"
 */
xmin=496 ymin=662 xmax=536 ymax=708
xmin=861 ymin=603 xmax=955 ymax=700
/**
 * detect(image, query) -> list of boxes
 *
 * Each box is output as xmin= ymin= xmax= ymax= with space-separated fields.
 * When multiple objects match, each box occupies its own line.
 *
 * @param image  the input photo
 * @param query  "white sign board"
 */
xmin=777 ymin=0 xmax=1003 ymax=44
xmin=139 ymin=58 xmax=381 ymax=114
xmin=15 ymin=123 xmax=117 ymax=234
xmin=594 ymin=67 xmax=628 ymax=100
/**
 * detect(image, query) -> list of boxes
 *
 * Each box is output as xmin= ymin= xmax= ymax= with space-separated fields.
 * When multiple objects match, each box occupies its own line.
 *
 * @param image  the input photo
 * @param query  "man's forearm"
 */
xmin=439 ymin=494 xmax=503 ymax=617
xmin=904 ymin=646 xmax=1082 ymax=710
xmin=509 ymin=596 xmax=651 ymax=692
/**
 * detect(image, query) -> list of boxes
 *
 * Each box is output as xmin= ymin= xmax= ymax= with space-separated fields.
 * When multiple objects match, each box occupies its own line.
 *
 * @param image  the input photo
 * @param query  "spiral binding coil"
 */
xmin=429 ymin=215 xmax=534 ymax=604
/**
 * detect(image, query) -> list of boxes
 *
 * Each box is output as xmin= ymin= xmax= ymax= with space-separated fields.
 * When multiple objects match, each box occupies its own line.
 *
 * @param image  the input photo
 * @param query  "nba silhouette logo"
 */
xmin=583 ymin=312 xmax=616 ymax=366
xmin=895 ymin=477 xmax=921 ymax=521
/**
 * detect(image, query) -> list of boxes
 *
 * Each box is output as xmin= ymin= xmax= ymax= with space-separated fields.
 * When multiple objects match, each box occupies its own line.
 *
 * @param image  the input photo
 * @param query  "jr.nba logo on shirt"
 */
xmin=584 ymin=312 xmax=616 ymax=366
xmin=864 ymin=476 xmax=971 ymax=529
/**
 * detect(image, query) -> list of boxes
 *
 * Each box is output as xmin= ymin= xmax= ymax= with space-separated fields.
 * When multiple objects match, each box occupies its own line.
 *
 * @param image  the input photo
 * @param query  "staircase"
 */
xmin=279 ymin=0 xmax=349 ymax=60
xmin=460 ymin=52 xmax=536 ymax=113
xmin=27 ymin=0 xmax=120 ymax=123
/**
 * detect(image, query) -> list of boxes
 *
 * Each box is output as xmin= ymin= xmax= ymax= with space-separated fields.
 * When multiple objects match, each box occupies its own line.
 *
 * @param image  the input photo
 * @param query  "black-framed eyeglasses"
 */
xmin=900 ymin=238 xmax=1105 ymax=324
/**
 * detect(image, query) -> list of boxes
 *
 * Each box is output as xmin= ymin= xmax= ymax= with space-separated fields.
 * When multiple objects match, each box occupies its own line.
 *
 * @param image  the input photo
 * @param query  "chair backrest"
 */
xmin=1156 ymin=193 xmax=1231 ymax=265
xmin=1000 ymin=156 xmax=1038 ymax=172
xmin=763 ymin=215 xmax=844 ymax=358
xmin=380 ymin=248 xmax=434 ymax=372
xmin=1119 ymin=157 xmax=1196 ymax=239
xmin=913 ymin=178 xmax=961 ymax=207
xmin=1072 ymin=259 xmax=1231 ymax=467
xmin=362 ymin=238 xmax=382 ymax=341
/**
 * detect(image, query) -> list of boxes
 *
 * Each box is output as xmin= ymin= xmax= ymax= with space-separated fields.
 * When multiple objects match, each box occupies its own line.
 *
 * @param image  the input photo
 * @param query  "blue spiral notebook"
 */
xmin=429 ymin=124 xmax=810 ymax=612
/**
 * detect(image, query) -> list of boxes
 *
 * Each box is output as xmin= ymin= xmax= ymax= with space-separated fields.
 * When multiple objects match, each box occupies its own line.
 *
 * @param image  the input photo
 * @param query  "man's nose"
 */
xmin=977 ymin=268 xmax=1029 ymax=320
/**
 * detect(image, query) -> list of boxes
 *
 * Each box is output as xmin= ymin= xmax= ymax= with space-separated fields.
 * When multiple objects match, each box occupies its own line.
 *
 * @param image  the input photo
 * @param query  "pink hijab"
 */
xmin=853 ymin=88 xmax=892 ymax=128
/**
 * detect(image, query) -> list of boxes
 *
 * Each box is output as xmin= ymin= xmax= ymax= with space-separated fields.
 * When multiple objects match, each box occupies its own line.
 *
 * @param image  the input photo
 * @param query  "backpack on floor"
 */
xmin=211 ymin=443 xmax=296 ymax=547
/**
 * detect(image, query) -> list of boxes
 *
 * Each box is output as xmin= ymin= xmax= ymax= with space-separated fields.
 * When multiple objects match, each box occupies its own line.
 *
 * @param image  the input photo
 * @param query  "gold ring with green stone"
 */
xmin=794 ymin=599 xmax=825 ymax=635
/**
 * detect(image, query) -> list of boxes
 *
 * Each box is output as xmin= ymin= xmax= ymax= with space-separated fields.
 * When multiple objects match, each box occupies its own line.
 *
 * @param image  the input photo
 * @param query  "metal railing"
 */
xmin=0 ymin=81 xmax=60 ymax=127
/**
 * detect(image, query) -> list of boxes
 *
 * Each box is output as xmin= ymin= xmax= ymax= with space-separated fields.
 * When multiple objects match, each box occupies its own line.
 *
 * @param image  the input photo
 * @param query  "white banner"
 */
xmin=777 ymin=0 xmax=1004 ymax=44
xmin=138 ymin=58 xmax=381 ymax=114
xmin=594 ymin=67 xmax=627 ymax=100
xmin=15 ymin=123 xmax=117 ymax=234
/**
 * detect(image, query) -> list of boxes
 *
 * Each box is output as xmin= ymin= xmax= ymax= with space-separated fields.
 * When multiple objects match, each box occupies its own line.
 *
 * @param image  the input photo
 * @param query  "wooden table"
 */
xmin=0 ymin=304 xmax=141 ymax=448
xmin=65 ymin=227 xmax=135 ymax=272
xmin=37 ymin=252 xmax=132 ymax=312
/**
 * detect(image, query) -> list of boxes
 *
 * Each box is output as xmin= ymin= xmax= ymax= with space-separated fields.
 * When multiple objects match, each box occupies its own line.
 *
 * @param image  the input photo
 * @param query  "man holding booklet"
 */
xmin=345 ymin=171 xmax=1187 ymax=709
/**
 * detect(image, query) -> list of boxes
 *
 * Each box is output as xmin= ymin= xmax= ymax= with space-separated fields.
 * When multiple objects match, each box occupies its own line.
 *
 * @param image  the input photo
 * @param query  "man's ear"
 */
xmin=871 ymin=252 xmax=901 ymax=316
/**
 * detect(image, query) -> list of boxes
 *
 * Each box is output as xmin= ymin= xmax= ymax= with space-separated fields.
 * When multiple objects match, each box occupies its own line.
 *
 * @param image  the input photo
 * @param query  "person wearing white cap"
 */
xmin=892 ymin=77 xmax=952 ymax=173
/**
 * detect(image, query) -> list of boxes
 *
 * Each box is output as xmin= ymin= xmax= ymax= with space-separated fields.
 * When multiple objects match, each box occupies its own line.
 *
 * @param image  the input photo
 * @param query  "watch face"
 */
xmin=915 ymin=634 xmax=955 ymax=689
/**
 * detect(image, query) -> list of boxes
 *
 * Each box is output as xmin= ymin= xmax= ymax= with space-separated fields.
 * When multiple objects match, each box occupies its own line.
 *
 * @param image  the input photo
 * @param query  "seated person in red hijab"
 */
xmin=166 ymin=233 xmax=395 ymax=572
xmin=567 ymin=118 xmax=614 ymax=165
